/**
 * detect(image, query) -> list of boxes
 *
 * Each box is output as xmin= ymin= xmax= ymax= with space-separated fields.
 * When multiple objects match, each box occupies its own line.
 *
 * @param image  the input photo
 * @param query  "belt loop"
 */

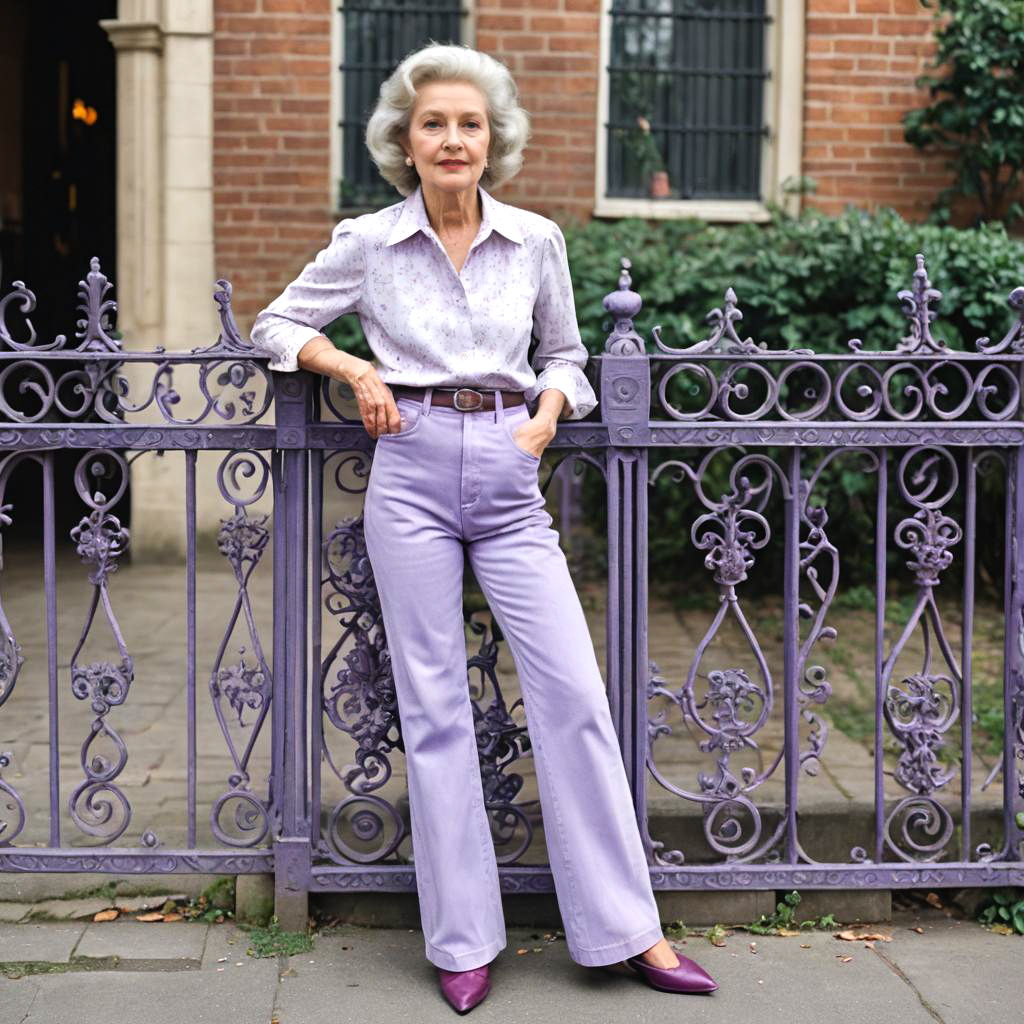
xmin=422 ymin=387 xmax=433 ymax=416
xmin=494 ymin=388 xmax=504 ymax=424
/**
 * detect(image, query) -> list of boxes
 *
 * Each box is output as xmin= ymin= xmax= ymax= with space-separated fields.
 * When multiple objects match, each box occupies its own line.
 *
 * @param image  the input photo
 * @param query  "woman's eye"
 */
xmin=424 ymin=120 xmax=481 ymax=129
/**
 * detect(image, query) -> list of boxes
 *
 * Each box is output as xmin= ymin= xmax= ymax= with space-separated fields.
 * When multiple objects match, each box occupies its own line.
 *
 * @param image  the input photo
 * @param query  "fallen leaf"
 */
xmin=532 ymin=947 xmax=542 ymax=953
xmin=836 ymin=930 xmax=891 ymax=942
xmin=136 ymin=912 xmax=163 ymax=922
xmin=911 ymin=927 xmax=924 ymax=934
xmin=777 ymin=928 xmax=801 ymax=937
xmin=837 ymin=955 xmax=854 ymax=963
xmin=925 ymin=892 xmax=942 ymax=909
xmin=93 ymin=909 xmax=118 ymax=922
xmin=749 ymin=942 xmax=758 ymax=954
xmin=162 ymin=913 xmax=184 ymax=923
xmin=516 ymin=948 xmax=528 ymax=954
xmin=799 ymin=944 xmax=811 ymax=949
xmin=990 ymin=923 xmax=1014 ymax=935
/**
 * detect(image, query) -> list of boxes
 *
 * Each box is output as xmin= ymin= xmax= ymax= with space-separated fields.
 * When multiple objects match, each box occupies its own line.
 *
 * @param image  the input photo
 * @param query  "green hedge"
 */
xmin=560 ymin=204 xmax=1024 ymax=358
xmin=558 ymin=205 xmax=1024 ymax=599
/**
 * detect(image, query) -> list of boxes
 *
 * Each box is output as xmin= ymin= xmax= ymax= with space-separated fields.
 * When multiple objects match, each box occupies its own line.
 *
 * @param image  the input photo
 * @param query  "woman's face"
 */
xmin=402 ymin=79 xmax=491 ymax=196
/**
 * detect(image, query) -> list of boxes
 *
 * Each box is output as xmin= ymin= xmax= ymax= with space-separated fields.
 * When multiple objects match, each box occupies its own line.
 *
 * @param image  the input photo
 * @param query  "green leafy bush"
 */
xmin=560 ymin=205 xmax=1024 ymax=596
xmin=903 ymin=0 xmax=1024 ymax=225
xmin=978 ymin=887 xmax=1024 ymax=934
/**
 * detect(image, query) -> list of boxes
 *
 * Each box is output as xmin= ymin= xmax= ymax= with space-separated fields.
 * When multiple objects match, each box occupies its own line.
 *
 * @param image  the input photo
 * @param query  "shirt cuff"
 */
xmin=525 ymin=361 xmax=598 ymax=420
xmin=263 ymin=326 xmax=326 ymax=372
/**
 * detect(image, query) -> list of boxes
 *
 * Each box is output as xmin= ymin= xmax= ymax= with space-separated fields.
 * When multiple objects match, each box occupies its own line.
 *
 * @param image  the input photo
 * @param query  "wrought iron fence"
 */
xmin=1 ymin=250 xmax=1023 ymax=925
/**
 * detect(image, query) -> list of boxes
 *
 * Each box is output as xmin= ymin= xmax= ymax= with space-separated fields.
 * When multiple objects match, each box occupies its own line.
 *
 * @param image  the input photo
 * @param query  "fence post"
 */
xmin=271 ymin=370 xmax=314 ymax=931
xmin=600 ymin=258 xmax=652 ymax=833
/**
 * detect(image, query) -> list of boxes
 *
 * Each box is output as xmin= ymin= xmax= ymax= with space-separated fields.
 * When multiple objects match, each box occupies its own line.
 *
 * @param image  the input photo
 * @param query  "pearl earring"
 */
xmin=405 ymin=156 xmax=413 ymax=166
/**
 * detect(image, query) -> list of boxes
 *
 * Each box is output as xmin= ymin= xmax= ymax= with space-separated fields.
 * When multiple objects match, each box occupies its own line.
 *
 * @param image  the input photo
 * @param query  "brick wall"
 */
xmin=213 ymin=0 xmax=335 ymax=325
xmin=802 ymin=0 xmax=950 ymax=220
xmin=474 ymin=0 xmax=600 ymax=221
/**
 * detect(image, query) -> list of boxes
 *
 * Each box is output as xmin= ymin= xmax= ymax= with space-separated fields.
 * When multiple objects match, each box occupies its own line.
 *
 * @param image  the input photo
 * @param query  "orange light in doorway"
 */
xmin=72 ymin=98 xmax=98 ymax=126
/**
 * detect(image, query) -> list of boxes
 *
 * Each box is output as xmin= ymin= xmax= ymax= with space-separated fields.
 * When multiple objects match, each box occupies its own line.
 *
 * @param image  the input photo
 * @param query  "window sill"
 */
xmin=592 ymin=197 xmax=773 ymax=223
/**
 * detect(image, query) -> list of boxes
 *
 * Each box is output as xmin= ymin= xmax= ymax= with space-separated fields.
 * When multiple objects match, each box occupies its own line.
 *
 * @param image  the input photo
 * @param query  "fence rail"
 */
xmin=1 ymin=251 xmax=1024 ymax=927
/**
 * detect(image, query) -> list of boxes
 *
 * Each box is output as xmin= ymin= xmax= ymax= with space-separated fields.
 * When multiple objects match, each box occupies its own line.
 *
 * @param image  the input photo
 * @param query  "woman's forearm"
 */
xmin=296 ymin=335 xmax=365 ymax=383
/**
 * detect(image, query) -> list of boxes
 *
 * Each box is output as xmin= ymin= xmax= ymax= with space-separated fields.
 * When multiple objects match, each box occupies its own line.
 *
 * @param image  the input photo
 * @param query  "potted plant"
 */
xmin=635 ymin=116 xmax=671 ymax=198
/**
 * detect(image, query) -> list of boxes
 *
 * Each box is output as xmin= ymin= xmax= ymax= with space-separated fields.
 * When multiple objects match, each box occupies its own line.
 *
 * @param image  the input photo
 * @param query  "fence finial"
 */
xmin=896 ymin=253 xmax=946 ymax=354
xmin=976 ymin=285 xmax=1024 ymax=355
xmin=76 ymin=257 xmax=120 ymax=352
xmin=603 ymin=257 xmax=645 ymax=355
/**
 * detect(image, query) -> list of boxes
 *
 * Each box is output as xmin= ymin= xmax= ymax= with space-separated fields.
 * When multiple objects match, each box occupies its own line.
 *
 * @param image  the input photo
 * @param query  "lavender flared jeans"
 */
xmin=362 ymin=387 xmax=663 ymax=971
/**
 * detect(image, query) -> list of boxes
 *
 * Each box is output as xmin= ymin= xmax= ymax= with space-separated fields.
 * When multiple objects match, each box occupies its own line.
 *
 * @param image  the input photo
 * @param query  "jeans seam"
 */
xmin=493 ymin=619 xmax=591 ymax=951
xmin=468 ymin=710 xmax=505 ymax=932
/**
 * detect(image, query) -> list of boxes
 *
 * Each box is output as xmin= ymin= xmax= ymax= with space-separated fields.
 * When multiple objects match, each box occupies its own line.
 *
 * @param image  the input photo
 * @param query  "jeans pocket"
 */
xmin=375 ymin=399 xmax=424 ymax=442
xmin=503 ymin=415 xmax=541 ymax=462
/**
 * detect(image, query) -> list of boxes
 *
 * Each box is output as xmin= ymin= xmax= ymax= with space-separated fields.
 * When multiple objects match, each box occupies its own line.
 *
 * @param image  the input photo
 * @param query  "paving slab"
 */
xmin=880 ymin=914 xmax=1021 ymax=1024
xmin=0 ymin=903 xmax=32 ymax=924
xmin=20 ymin=899 xmax=116 ymax=922
xmin=199 ymin=921 xmax=258 ymax=969
xmin=73 ymin=920 xmax=208 ymax=961
xmin=0 ymin=908 xmax=1017 ymax=1024
xmin=0 ymin=963 xmax=280 ymax=1024
xmin=0 ymin=978 xmax=37 ymax=1023
xmin=275 ymin=922 xmax=934 ymax=1024
xmin=0 ymin=922 xmax=85 ymax=964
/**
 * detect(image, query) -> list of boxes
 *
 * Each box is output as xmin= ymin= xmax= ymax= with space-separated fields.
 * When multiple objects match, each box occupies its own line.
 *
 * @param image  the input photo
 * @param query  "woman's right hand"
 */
xmin=296 ymin=336 xmax=401 ymax=439
xmin=342 ymin=358 xmax=402 ymax=439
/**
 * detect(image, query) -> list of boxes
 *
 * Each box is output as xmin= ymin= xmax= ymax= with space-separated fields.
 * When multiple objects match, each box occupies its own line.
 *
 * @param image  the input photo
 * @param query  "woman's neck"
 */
xmin=421 ymin=182 xmax=481 ymax=243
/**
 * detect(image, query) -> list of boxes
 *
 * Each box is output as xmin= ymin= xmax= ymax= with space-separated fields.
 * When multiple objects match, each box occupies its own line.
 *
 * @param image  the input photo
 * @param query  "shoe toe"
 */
xmin=626 ymin=953 xmax=719 ymax=994
xmin=438 ymin=965 xmax=491 ymax=1013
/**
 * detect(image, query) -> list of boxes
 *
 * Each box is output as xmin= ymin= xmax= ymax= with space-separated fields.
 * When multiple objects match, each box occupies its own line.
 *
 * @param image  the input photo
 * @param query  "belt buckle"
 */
xmin=453 ymin=387 xmax=484 ymax=411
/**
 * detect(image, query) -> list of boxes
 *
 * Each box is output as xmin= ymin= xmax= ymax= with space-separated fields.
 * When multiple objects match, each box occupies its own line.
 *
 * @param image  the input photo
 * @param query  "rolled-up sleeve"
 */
xmin=250 ymin=218 xmax=365 ymax=372
xmin=523 ymin=222 xmax=598 ymax=421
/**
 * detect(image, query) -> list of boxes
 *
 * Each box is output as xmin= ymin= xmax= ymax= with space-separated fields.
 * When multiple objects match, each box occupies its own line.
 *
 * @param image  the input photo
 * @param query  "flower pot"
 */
xmin=649 ymin=170 xmax=671 ymax=198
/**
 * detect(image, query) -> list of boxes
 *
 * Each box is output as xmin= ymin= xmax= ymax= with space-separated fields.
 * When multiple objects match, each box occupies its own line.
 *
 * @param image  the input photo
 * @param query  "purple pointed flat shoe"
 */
xmin=437 ymin=963 xmax=491 ymax=1014
xmin=623 ymin=951 xmax=719 ymax=994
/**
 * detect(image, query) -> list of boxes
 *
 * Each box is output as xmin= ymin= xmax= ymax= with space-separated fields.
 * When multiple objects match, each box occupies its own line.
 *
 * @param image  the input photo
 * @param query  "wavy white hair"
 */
xmin=365 ymin=42 xmax=531 ymax=196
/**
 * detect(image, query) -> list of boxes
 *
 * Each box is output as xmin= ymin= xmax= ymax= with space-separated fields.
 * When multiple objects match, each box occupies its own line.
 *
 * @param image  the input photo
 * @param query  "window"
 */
xmin=596 ymin=0 xmax=804 ymax=221
xmin=333 ymin=0 xmax=472 ymax=210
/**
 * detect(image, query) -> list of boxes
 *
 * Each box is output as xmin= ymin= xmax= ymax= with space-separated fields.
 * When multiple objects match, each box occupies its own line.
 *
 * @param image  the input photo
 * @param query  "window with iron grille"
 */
xmin=606 ymin=0 xmax=771 ymax=202
xmin=337 ymin=0 xmax=466 ymax=210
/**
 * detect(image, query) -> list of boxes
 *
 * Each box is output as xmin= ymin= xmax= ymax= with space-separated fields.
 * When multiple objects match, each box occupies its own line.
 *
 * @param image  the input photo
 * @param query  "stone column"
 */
xmin=101 ymin=1 xmax=219 ymax=559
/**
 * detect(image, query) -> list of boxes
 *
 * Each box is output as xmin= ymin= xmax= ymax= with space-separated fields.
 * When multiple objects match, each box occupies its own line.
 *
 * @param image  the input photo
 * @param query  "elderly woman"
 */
xmin=251 ymin=42 xmax=717 ymax=1014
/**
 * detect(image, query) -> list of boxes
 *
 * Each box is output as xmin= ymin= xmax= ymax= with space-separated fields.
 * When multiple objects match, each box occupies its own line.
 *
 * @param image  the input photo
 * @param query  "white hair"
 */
xmin=365 ymin=42 xmax=531 ymax=196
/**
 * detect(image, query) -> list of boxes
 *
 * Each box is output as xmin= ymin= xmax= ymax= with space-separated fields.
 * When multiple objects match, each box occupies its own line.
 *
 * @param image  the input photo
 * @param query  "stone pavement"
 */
xmin=0 ymin=905 xmax=1017 ymax=1024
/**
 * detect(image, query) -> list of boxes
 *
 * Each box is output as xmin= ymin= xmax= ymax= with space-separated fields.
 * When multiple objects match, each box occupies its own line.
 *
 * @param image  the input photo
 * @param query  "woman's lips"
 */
xmin=440 ymin=161 xmax=467 ymax=167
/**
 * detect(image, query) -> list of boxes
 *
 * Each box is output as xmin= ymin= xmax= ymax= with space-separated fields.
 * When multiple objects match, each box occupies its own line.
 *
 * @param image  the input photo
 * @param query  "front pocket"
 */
xmin=503 ymin=416 xmax=541 ymax=462
xmin=375 ymin=400 xmax=424 ymax=442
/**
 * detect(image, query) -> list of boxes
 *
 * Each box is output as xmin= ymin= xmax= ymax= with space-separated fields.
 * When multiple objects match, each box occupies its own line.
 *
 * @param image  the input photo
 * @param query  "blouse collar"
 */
xmin=385 ymin=182 xmax=524 ymax=248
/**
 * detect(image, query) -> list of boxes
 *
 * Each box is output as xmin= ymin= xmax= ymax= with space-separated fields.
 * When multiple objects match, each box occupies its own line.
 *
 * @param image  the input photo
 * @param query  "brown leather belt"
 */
xmin=390 ymin=385 xmax=526 ymax=412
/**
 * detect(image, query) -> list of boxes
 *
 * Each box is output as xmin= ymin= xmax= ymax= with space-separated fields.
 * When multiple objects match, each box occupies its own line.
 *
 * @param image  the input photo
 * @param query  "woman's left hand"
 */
xmin=511 ymin=413 xmax=558 ymax=458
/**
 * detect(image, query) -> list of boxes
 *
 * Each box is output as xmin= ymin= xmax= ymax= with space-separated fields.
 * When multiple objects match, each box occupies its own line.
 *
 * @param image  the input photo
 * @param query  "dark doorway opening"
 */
xmin=0 ymin=0 xmax=121 ymax=548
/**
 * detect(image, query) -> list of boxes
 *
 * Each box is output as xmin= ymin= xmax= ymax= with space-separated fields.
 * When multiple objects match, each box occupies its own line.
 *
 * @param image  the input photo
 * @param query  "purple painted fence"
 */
xmin=1 ymin=252 xmax=1024 ymax=925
